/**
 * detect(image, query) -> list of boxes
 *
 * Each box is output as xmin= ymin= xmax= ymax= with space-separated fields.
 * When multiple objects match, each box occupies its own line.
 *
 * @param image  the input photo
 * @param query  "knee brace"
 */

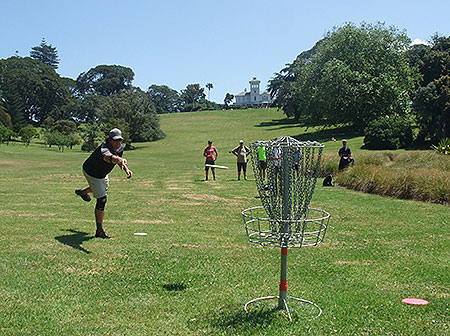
xmin=95 ymin=195 xmax=107 ymax=211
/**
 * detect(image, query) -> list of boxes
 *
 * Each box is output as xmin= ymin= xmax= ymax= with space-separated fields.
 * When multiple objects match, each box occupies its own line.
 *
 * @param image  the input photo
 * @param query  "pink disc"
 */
xmin=402 ymin=298 xmax=429 ymax=305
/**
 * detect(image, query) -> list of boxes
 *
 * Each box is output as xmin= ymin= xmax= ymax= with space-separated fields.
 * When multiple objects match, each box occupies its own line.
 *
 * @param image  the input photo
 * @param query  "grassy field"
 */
xmin=0 ymin=108 xmax=449 ymax=335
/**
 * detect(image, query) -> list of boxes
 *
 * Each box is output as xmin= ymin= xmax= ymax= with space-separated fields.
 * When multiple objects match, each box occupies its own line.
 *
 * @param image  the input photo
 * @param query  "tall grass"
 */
xmin=320 ymin=151 xmax=450 ymax=204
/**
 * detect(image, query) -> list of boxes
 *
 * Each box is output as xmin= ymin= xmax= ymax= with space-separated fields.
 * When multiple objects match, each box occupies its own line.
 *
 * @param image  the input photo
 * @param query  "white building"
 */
xmin=234 ymin=77 xmax=272 ymax=106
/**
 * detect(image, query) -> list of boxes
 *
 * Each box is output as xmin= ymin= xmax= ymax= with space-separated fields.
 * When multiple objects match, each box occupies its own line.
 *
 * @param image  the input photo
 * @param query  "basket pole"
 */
xmin=278 ymin=145 xmax=291 ymax=309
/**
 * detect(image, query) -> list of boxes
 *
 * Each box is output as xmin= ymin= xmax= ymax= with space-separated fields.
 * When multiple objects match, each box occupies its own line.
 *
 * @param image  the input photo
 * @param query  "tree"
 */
xmin=4 ymin=89 xmax=27 ymax=132
xmin=180 ymin=84 xmax=205 ymax=111
xmin=0 ymin=57 xmax=70 ymax=125
xmin=147 ymin=84 xmax=180 ymax=114
xmin=101 ymin=88 xmax=165 ymax=144
xmin=76 ymin=65 xmax=135 ymax=96
xmin=269 ymin=23 xmax=418 ymax=131
xmin=78 ymin=122 xmax=104 ymax=152
xmin=413 ymin=35 xmax=450 ymax=142
xmin=206 ymin=83 xmax=213 ymax=100
xmin=19 ymin=126 xmax=39 ymax=146
xmin=0 ymin=124 xmax=14 ymax=145
xmin=224 ymin=93 xmax=234 ymax=108
xmin=30 ymin=38 xmax=60 ymax=69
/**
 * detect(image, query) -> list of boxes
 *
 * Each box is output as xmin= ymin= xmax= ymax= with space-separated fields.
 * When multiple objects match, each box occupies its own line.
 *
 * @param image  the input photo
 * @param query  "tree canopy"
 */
xmin=269 ymin=22 xmax=418 ymax=131
xmin=76 ymin=65 xmax=135 ymax=96
xmin=147 ymin=84 xmax=180 ymax=114
xmin=30 ymin=38 xmax=60 ymax=69
xmin=0 ymin=57 xmax=70 ymax=127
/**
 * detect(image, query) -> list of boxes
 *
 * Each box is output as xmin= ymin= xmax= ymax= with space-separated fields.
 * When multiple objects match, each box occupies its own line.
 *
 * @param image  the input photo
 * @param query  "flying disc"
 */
xmin=402 ymin=298 xmax=429 ymax=305
xmin=205 ymin=164 xmax=229 ymax=169
xmin=134 ymin=232 xmax=147 ymax=236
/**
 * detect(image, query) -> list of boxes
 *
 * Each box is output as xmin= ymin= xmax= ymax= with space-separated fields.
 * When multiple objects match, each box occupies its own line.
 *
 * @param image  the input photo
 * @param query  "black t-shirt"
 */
xmin=339 ymin=146 xmax=351 ymax=158
xmin=83 ymin=142 xmax=124 ymax=178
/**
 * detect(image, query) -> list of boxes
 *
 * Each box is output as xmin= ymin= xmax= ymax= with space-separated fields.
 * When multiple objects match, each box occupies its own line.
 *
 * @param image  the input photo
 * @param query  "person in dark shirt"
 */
xmin=75 ymin=128 xmax=132 ymax=239
xmin=338 ymin=139 xmax=354 ymax=170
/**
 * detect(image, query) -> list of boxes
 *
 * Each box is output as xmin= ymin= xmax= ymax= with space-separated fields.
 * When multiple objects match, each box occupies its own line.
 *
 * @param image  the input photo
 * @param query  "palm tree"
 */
xmin=206 ymin=83 xmax=213 ymax=100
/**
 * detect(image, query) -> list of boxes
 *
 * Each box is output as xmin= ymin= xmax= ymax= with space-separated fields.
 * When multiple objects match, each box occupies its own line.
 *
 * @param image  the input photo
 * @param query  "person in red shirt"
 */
xmin=203 ymin=139 xmax=218 ymax=181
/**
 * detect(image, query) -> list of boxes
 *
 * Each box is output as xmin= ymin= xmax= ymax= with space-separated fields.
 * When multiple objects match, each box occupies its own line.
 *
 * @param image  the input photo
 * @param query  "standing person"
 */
xmin=204 ymin=139 xmax=218 ymax=181
xmin=338 ymin=139 xmax=354 ymax=170
xmin=75 ymin=128 xmax=132 ymax=239
xmin=257 ymin=144 xmax=267 ymax=179
xmin=231 ymin=140 xmax=251 ymax=180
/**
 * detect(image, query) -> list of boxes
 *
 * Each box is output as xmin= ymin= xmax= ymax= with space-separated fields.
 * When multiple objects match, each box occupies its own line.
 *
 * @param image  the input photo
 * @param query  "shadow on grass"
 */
xmin=255 ymin=117 xmax=301 ymax=130
xmin=55 ymin=229 xmax=94 ymax=254
xmin=200 ymin=305 xmax=282 ymax=334
xmin=163 ymin=283 xmax=187 ymax=291
xmin=292 ymin=125 xmax=361 ymax=143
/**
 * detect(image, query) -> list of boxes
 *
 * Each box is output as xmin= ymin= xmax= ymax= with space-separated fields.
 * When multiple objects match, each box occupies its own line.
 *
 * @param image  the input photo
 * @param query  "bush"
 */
xmin=0 ymin=124 xmax=14 ymax=145
xmin=363 ymin=115 xmax=413 ymax=149
xmin=431 ymin=138 xmax=450 ymax=155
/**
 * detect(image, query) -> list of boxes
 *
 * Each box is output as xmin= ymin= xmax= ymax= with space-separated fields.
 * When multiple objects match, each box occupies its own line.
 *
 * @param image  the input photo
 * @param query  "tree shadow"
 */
xmin=55 ymin=229 xmax=94 ymax=254
xmin=293 ymin=125 xmax=361 ymax=143
xmin=255 ymin=117 xmax=301 ymax=130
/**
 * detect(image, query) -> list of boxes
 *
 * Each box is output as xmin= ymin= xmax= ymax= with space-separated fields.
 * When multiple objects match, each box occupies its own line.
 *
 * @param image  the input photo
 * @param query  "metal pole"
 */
xmin=278 ymin=145 xmax=291 ymax=309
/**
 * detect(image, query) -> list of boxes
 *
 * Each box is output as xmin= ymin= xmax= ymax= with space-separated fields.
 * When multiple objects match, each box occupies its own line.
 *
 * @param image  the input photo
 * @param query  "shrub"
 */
xmin=19 ymin=126 xmax=39 ymax=146
xmin=363 ymin=115 xmax=413 ymax=149
xmin=431 ymin=138 xmax=450 ymax=155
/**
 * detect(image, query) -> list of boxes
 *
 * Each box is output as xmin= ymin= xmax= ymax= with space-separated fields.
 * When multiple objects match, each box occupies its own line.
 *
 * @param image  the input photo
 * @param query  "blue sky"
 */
xmin=1 ymin=0 xmax=449 ymax=103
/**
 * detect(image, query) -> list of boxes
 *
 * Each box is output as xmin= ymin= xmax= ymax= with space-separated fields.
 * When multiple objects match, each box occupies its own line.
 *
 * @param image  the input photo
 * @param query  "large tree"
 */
xmin=76 ymin=65 xmax=135 ymax=96
xmin=30 ymin=38 xmax=60 ymax=69
xmin=269 ymin=22 xmax=418 ymax=131
xmin=413 ymin=35 xmax=450 ymax=142
xmin=101 ymin=88 xmax=165 ymax=144
xmin=0 ymin=57 xmax=70 ymax=126
xmin=180 ymin=84 xmax=205 ymax=111
xmin=147 ymin=84 xmax=180 ymax=114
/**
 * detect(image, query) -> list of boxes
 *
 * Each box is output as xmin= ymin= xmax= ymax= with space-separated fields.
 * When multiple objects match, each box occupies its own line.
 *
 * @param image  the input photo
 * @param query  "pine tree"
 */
xmin=5 ymin=90 xmax=27 ymax=132
xmin=30 ymin=38 xmax=59 ymax=69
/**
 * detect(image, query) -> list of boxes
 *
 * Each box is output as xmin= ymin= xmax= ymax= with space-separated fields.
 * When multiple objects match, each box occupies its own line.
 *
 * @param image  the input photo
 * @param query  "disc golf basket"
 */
xmin=241 ymin=136 xmax=330 ymax=320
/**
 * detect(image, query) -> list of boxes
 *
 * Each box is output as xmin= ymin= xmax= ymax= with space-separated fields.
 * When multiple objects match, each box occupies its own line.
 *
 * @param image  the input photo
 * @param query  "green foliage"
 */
xmin=29 ymin=38 xmax=59 ymax=69
xmin=76 ymin=65 xmax=135 ymax=96
xmin=431 ymin=137 xmax=450 ymax=155
xmin=180 ymin=83 xmax=205 ymax=111
xmin=269 ymin=22 xmax=418 ymax=130
xmin=78 ymin=122 xmax=104 ymax=152
xmin=0 ymin=107 xmax=13 ymax=129
xmin=147 ymin=84 xmax=180 ymax=114
xmin=413 ymin=36 xmax=450 ymax=143
xmin=19 ymin=125 xmax=39 ymax=146
xmin=0 ymin=57 xmax=70 ymax=125
xmin=0 ymin=124 xmax=14 ymax=145
xmin=363 ymin=115 xmax=413 ymax=149
xmin=101 ymin=88 xmax=165 ymax=143
xmin=224 ymin=93 xmax=234 ymax=107
xmin=44 ymin=130 xmax=70 ymax=151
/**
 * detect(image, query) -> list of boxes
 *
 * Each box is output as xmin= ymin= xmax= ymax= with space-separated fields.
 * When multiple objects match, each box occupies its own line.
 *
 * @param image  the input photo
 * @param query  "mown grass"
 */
xmin=0 ymin=108 xmax=449 ymax=335
xmin=320 ymin=151 xmax=450 ymax=204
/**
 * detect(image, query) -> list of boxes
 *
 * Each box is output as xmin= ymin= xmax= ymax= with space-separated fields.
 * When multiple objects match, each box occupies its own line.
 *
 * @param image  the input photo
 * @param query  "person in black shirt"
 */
xmin=338 ymin=139 xmax=354 ymax=170
xmin=75 ymin=128 xmax=132 ymax=239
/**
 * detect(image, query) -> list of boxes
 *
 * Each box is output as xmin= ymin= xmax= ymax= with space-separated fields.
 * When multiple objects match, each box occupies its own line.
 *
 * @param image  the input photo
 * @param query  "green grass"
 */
xmin=0 ymin=108 xmax=449 ymax=335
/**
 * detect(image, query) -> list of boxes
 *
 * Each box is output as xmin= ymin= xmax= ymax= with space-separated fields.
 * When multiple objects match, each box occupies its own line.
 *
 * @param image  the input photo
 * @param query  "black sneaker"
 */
xmin=75 ymin=189 xmax=91 ymax=202
xmin=95 ymin=229 xmax=110 ymax=239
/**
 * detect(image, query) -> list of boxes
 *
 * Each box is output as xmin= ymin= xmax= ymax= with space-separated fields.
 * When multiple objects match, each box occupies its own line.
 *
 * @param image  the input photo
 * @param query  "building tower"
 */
xmin=249 ymin=77 xmax=260 ymax=104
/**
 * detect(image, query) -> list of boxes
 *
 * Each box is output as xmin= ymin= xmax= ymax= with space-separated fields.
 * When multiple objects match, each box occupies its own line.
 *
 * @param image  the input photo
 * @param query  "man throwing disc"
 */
xmin=75 ymin=128 xmax=132 ymax=239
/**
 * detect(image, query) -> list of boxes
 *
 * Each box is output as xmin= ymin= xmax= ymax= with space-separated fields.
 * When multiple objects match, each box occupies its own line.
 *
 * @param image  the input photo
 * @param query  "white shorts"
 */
xmin=83 ymin=169 xmax=109 ymax=199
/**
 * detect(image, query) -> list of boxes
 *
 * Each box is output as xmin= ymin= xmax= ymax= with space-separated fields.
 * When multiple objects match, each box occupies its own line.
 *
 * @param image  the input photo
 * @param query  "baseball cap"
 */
xmin=109 ymin=128 xmax=123 ymax=141
xmin=239 ymin=140 xmax=244 ymax=144
xmin=208 ymin=139 xmax=213 ymax=143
